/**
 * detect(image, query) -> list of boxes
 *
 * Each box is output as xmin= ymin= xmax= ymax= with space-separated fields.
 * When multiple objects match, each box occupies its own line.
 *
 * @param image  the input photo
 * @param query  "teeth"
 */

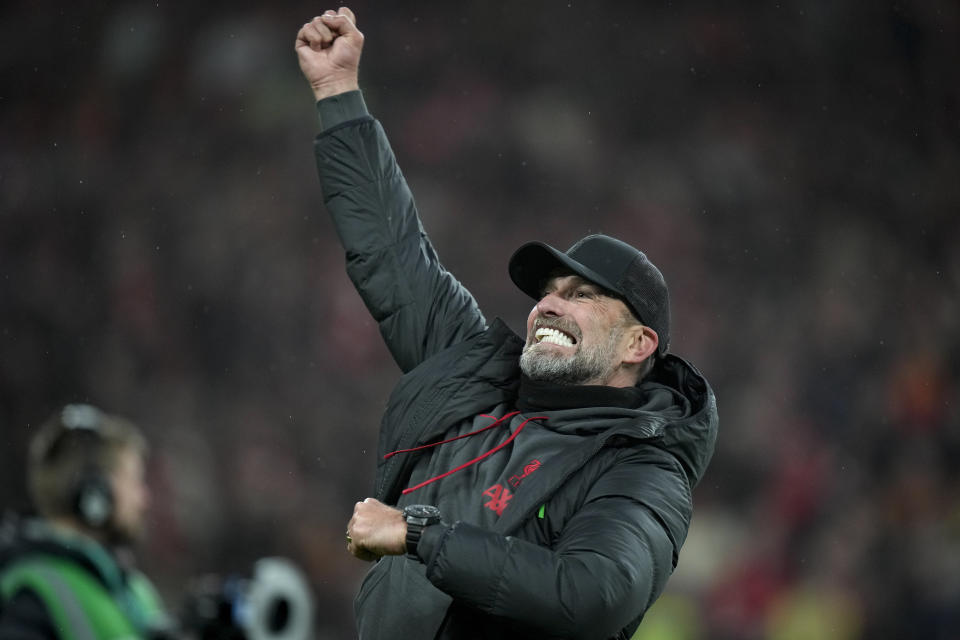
xmin=535 ymin=327 xmax=574 ymax=346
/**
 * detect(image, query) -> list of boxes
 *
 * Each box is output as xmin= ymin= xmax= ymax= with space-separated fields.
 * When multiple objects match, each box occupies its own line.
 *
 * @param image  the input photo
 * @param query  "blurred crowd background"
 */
xmin=2 ymin=1 xmax=958 ymax=638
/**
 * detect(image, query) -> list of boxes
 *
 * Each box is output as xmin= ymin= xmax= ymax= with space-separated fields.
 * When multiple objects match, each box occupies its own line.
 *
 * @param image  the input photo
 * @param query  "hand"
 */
xmin=295 ymin=7 xmax=364 ymax=101
xmin=346 ymin=497 xmax=406 ymax=561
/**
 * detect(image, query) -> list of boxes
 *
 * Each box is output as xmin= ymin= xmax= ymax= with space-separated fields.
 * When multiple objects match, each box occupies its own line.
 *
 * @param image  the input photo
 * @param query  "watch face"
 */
xmin=404 ymin=504 xmax=440 ymax=519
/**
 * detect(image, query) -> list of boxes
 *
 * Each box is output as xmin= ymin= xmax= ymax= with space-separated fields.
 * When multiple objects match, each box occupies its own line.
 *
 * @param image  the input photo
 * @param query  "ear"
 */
xmin=621 ymin=325 xmax=659 ymax=365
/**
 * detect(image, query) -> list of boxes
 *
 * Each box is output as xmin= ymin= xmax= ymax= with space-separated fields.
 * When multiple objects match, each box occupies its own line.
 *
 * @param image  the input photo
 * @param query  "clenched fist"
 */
xmin=346 ymin=498 xmax=406 ymax=561
xmin=295 ymin=7 xmax=363 ymax=101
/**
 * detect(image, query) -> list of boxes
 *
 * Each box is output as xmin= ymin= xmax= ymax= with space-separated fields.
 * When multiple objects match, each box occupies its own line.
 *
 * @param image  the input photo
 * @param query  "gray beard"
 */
xmin=520 ymin=324 xmax=625 ymax=386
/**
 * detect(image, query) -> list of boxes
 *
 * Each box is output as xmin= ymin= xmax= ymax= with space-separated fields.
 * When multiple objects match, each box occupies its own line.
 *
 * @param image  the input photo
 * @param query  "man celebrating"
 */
xmin=297 ymin=8 xmax=718 ymax=639
xmin=0 ymin=404 xmax=172 ymax=639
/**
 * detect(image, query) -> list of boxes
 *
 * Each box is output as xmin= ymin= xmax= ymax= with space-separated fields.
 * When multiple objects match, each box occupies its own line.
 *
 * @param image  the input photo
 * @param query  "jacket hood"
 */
xmin=517 ymin=353 xmax=718 ymax=488
xmin=643 ymin=354 xmax=719 ymax=487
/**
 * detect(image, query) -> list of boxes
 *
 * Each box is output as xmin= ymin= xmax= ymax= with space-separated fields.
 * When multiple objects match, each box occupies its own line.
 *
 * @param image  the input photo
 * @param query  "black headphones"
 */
xmin=44 ymin=404 xmax=116 ymax=528
xmin=74 ymin=470 xmax=114 ymax=529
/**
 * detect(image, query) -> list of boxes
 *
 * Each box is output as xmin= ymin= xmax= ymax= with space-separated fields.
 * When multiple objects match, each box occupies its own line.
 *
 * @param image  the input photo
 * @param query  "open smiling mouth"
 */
xmin=534 ymin=327 xmax=578 ymax=347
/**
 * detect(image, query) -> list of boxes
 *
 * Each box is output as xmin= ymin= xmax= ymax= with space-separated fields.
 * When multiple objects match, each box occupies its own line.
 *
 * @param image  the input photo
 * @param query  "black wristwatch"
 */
xmin=403 ymin=504 xmax=441 ymax=559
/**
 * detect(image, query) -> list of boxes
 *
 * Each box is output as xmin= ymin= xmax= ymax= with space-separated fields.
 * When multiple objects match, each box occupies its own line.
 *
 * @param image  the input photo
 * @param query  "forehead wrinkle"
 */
xmin=536 ymin=277 xmax=630 ymax=330
xmin=542 ymin=273 xmax=601 ymax=294
xmin=543 ymin=274 xmax=622 ymax=310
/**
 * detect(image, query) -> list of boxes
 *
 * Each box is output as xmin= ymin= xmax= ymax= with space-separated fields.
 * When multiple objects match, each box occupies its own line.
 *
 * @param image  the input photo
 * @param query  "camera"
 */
xmin=181 ymin=557 xmax=314 ymax=640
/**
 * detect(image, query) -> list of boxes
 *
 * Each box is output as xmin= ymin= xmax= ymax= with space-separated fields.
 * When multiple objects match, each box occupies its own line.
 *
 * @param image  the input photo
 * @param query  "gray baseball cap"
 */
xmin=508 ymin=234 xmax=671 ymax=355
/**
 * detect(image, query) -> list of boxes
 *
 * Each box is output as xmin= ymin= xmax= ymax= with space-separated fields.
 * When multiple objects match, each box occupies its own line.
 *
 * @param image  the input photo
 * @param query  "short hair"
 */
xmin=27 ymin=405 xmax=148 ymax=519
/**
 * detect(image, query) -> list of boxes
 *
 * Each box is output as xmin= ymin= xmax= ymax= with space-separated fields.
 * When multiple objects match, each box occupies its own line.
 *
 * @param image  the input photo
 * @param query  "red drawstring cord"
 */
xmin=399 ymin=413 xmax=546 ymax=495
xmin=383 ymin=411 xmax=520 ymax=460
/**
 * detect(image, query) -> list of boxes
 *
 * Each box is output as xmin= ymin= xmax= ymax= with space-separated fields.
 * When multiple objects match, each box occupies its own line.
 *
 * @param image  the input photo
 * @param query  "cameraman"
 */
xmin=0 ymin=404 xmax=174 ymax=639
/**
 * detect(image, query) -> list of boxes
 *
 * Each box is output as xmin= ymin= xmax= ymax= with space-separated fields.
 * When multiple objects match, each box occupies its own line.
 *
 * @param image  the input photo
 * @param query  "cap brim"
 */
xmin=508 ymin=242 xmax=624 ymax=301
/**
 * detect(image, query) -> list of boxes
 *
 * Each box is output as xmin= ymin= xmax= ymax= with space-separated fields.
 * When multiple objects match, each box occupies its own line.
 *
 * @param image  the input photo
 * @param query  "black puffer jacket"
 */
xmin=313 ymin=91 xmax=718 ymax=640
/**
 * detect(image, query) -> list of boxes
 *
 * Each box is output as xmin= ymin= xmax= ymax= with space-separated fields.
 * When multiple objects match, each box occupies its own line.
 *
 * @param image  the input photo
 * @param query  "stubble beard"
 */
xmin=520 ymin=322 xmax=626 ymax=386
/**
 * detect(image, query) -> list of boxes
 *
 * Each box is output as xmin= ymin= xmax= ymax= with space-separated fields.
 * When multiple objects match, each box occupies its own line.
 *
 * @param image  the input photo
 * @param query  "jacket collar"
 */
xmin=516 ymin=375 xmax=646 ymax=412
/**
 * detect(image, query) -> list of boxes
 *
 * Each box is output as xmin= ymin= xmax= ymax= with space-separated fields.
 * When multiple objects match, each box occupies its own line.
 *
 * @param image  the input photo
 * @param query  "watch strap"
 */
xmin=405 ymin=522 xmax=426 ymax=559
xmin=403 ymin=505 xmax=441 ymax=559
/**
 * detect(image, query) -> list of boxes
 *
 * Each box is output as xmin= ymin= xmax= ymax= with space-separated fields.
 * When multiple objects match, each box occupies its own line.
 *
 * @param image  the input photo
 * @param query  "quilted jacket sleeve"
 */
xmin=313 ymin=91 xmax=487 ymax=373
xmin=419 ymin=452 xmax=691 ymax=639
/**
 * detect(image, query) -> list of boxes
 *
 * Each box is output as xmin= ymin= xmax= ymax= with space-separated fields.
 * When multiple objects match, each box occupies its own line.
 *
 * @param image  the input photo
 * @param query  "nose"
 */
xmin=535 ymin=292 xmax=564 ymax=317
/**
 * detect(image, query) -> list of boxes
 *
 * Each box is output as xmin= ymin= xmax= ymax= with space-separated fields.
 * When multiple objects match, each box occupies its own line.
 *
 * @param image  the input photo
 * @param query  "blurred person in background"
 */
xmin=297 ymin=8 xmax=718 ymax=640
xmin=0 ymin=403 xmax=174 ymax=639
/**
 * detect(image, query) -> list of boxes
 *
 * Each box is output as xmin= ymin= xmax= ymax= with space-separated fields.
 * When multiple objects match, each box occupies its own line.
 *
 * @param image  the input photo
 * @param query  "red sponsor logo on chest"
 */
xmin=482 ymin=459 xmax=542 ymax=516
xmin=509 ymin=459 xmax=541 ymax=488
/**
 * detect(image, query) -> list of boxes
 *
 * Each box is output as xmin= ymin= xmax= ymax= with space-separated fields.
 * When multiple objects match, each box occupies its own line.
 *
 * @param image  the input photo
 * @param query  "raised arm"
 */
xmin=295 ymin=9 xmax=363 ymax=101
xmin=297 ymin=9 xmax=487 ymax=372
